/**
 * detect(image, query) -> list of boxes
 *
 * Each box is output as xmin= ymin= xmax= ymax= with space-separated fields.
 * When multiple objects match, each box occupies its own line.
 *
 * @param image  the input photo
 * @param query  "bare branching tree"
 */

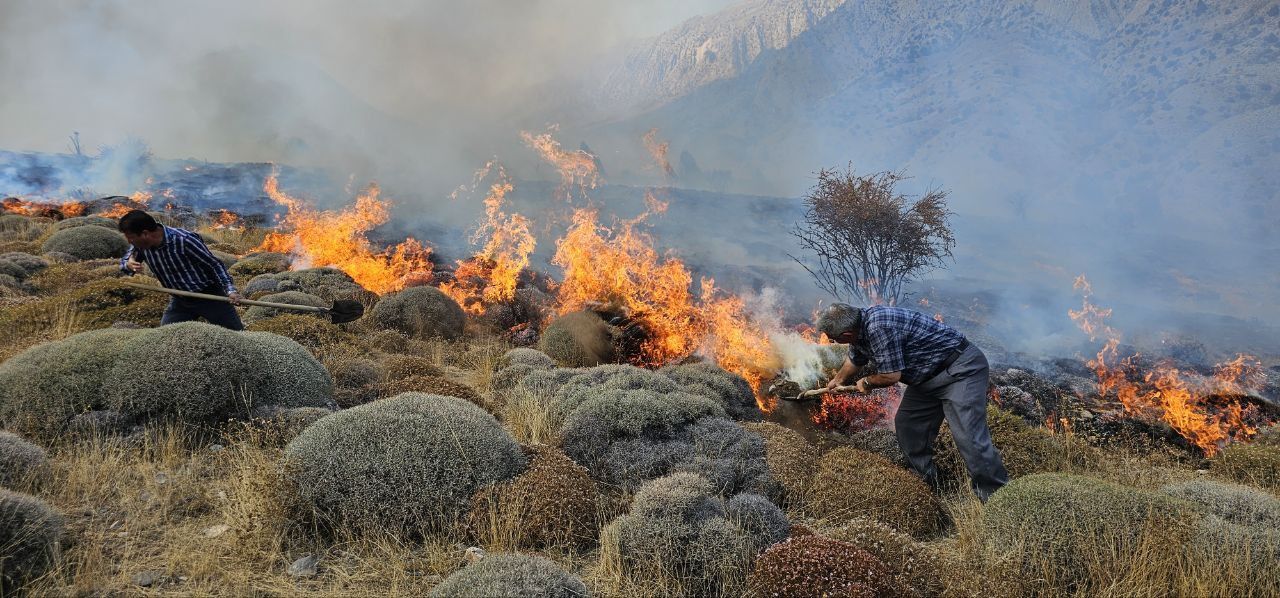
xmin=790 ymin=166 xmax=955 ymax=305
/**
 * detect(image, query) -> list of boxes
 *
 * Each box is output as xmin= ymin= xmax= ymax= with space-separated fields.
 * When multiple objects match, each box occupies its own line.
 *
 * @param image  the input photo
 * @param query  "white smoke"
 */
xmin=746 ymin=287 xmax=846 ymax=389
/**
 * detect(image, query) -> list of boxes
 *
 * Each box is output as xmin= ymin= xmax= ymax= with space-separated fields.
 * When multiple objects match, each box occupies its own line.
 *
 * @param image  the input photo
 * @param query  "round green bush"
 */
xmin=428 ymin=553 xmax=588 ymax=598
xmin=0 ymin=432 xmax=49 ymax=488
xmin=380 ymin=354 xmax=445 ymax=380
xmin=368 ymin=286 xmax=465 ymax=340
xmin=1213 ymin=441 xmax=1280 ymax=492
xmin=227 ymin=252 xmax=291 ymax=278
xmin=601 ymin=473 xmax=758 ymax=597
xmin=0 ymin=489 xmax=63 ymax=593
xmin=551 ymin=364 xmax=682 ymax=425
xmin=1187 ymin=515 xmax=1280 ymax=593
xmin=273 ymin=267 xmax=370 ymax=301
xmin=496 ymin=348 xmax=555 ymax=371
xmin=40 ymin=225 xmax=128 ymax=260
xmin=285 ymin=393 xmax=526 ymax=532
xmin=981 ymin=473 xmax=1196 ymax=590
xmin=328 ymin=358 xmax=382 ymax=391
xmin=1158 ymin=479 xmax=1280 ymax=527
xmin=245 ymin=314 xmax=350 ymax=355
xmin=242 ymin=290 xmax=327 ymax=325
xmin=242 ymin=331 xmax=334 ymax=409
xmin=468 ymin=445 xmax=601 ymax=549
xmin=0 ymin=259 xmax=25 ymax=281
xmin=0 ymin=252 xmax=48 ymax=277
xmin=673 ymin=417 xmax=777 ymax=499
xmin=748 ymin=534 xmax=893 ymax=598
xmin=0 ymin=328 xmax=141 ymax=439
xmin=725 ymin=493 xmax=789 ymax=554
xmin=741 ymin=422 xmax=819 ymax=508
xmin=809 ymin=447 xmax=941 ymax=538
xmin=661 ymin=362 xmax=761 ymax=422
xmin=50 ymin=215 xmax=115 ymax=231
xmin=538 ymin=311 xmax=613 ymax=367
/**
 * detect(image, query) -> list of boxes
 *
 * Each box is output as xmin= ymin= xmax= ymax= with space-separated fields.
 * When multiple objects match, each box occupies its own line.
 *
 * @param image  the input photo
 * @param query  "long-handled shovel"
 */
xmin=788 ymin=385 xmax=859 ymax=402
xmin=122 ymin=282 xmax=365 ymax=324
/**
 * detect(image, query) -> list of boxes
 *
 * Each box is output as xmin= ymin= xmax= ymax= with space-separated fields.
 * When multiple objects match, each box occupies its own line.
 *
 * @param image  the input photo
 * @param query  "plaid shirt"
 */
xmin=850 ymin=305 xmax=965 ymax=386
xmin=119 ymin=225 xmax=237 ymax=295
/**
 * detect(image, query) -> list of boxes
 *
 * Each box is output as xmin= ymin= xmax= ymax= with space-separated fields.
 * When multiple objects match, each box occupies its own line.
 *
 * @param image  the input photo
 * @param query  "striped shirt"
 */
xmin=850 ymin=305 xmax=965 ymax=386
xmin=119 ymin=226 xmax=237 ymax=295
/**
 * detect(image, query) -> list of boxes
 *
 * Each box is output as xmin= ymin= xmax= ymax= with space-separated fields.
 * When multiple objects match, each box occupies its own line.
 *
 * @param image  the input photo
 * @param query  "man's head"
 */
xmin=815 ymin=303 xmax=863 ymax=344
xmin=117 ymin=210 xmax=164 ymax=249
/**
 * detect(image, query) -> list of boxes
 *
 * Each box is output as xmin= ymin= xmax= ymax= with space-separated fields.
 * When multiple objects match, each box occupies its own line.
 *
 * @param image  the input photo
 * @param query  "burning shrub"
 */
xmin=560 ymin=388 xmax=724 ymax=491
xmin=379 ymin=375 xmax=486 ymax=410
xmin=227 ymin=251 xmax=291 ymax=278
xmin=49 ymin=215 xmax=115 ymax=231
xmin=1213 ymin=441 xmax=1280 ymax=492
xmin=468 ymin=445 xmax=601 ymax=549
xmin=538 ymin=310 xmax=614 ymax=367
xmin=0 ymin=328 xmax=140 ymax=439
xmin=242 ymin=290 xmax=327 ymax=324
xmin=820 ymin=517 xmax=943 ymax=598
xmin=748 ymin=535 xmax=893 ymax=598
xmin=368 ymin=285 xmax=466 ymax=341
xmin=427 ymin=553 xmax=588 ymax=598
xmin=0 ymin=252 xmax=49 ymax=277
xmin=40 ymin=224 xmax=128 ymax=260
xmin=1158 ymin=479 xmax=1280 ymax=527
xmin=741 ymin=422 xmax=819 ymax=508
xmin=0 ymin=432 xmax=49 ymax=488
xmin=497 ymin=347 xmax=556 ymax=371
xmin=981 ymin=473 xmax=1196 ymax=592
xmin=599 ymin=473 xmax=759 ymax=597
xmin=812 ymin=390 xmax=890 ymax=435
xmin=808 ymin=447 xmax=941 ymax=539
xmin=0 ymin=489 xmax=63 ymax=594
xmin=660 ymin=362 xmax=761 ymax=422
xmin=725 ymin=493 xmax=790 ymax=554
xmin=673 ymin=417 xmax=778 ymax=499
xmin=284 ymin=393 xmax=526 ymax=534
xmin=105 ymin=323 xmax=330 ymax=427
xmin=243 ymin=331 xmax=334 ymax=409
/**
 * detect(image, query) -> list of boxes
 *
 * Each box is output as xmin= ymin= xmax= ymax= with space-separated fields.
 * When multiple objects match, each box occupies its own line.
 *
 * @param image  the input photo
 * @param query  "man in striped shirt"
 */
xmin=117 ymin=210 xmax=245 ymax=330
xmin=817 ymin=303 xmax=1008 ymax=501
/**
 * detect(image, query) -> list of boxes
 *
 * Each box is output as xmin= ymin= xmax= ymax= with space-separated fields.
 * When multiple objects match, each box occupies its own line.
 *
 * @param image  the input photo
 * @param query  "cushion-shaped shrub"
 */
xmin=847 ymin=427 xmax=907 ymax=466
xmin=1158 ymin=479 xmax=1280 ymax=527
xmin=0 ymin=259 xmax=25 ymax=281
xmin=427 ymin=553 xmax=588 ymax=598
xmin=273 ymin=267 xmax=371 ymax=301
xmin=0 ymin=489 xmax=63 ymax=593
xmin=560 ymin=388 xmax=724 ymax=491
xmin=328 ymin=358 xmax=382 ymax=390
xmin=1213 ymin=441 xmax=1280 ymax=491
xmin=368 ymin=286 xmax=466 ymax=340
xmin=660 ymin=362 xmax=761 ymax=422
xmin=820 ymin=517 xmax=943 ymax=598
xmin=0 ymin=432 xmax=49 ymax=488
xmin=242 ymin=331 xmax=334 ymax=409
xmin=538 ymin=311 xmax=613 ymax=367
xmin=551 ymin=364 xmax=681 ymax=425
xmin=600 ymin=473 xmax=758 ymax=597
xmin=748 ymin=535 xmax=893 ymax=598
xmin=981 ymin=473 xmax=1197 ymax=591
xmin=379 ymin=375 xmax=485 ymax=410
xmin=380 ymin=354 xmax=445 ymax=380
xmin=935 ymin=406 xmax=1091 ymax=487
xmin=50 ymin=215 xmax=115 ymax=231
xmin=0 ymin=277 xmax=167 ymax=336
xmin=725 ymin=493 xmax=789 ymax=554
xmin=245 ymin=314 xmax=350 ymax=355
xmin=673 ymin=417 xmax=777 ymax=499
xmin=284 ymin=393 xmax=526 ymax=532
xmin=741 ymin=422 xmax=819 ymax=508
xmin=468 ymin=445 xmax=600 ymax=548
xmin=809 ymin=447 xmax=941 ymax=538
xmin=0 ymin=252 xmax=48 ymax=277
xmin=0 ymin=328 xmax=141 ymax=439
xmin=496 ymin=348 xmax=555 ymax=371
xmin=1186 ymin=515 xmax=1280 ymax=593
xmin=227 ymin=252 xmax=291 ymax=278
xmin=491 ymin=363 xmax=539 ymax=395
xmin=242 ymin=291 xmax=327 ymax=324
xmin=40 ymin=225 xmax=128 ymax=260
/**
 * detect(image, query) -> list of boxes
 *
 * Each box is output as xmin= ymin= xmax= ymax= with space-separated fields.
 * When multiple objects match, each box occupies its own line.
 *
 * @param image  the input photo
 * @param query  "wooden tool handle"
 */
xmin=798 ymin=384 xmax=859 ymax=398
xmin=121 ymin=282 xmax=327 ymax=313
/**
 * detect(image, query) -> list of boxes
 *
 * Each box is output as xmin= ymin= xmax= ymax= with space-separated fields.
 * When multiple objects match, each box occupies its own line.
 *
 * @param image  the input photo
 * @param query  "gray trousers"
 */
xmin=894 ymin=344 xmax=1009 ymax=501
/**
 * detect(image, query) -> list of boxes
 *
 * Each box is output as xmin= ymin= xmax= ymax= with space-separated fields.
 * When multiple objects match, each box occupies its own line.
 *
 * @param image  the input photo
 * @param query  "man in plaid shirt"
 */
xmin=117 ymin=210 xmax=245 ymax=330
xmin=817 ymin=303 xmax=1008 ymax=501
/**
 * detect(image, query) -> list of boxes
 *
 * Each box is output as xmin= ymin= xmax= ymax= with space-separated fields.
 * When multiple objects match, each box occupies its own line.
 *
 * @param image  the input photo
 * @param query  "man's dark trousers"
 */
xmin=160 ymin=285 xmax=244 ymax=331
xmin=894 ymin=344 xmax=1009 ymax=501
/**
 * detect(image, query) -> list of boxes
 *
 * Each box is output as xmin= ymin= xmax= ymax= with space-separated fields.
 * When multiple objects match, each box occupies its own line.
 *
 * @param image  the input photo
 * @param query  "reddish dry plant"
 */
xmin=812 ymin=388 xmax=895 ymax=434
xmin=749 ymin=535 xmax=895 ymax=598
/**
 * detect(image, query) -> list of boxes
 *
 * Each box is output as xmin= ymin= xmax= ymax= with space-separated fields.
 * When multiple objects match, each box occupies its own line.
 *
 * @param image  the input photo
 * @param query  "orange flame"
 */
xmin=211 ymin=210 xmax=242 ymax=230
xmin=1070 ymin=275 xmax=1263 ymax=455
xmin=256 ymin=173 xmax=432 ymax=295
xmin=642 ymin=128 xmax=675 ymax=179
xmin=520 ymin=125 xmax=600 ymax=198
xmin=441 ymin=163 xmax=536 ymax=315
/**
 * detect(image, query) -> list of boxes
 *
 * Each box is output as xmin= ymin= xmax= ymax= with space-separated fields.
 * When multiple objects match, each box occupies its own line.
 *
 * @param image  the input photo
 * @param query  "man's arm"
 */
xmin=826 ymin=355 xmax=863 ymax=390
xmin=855 ymin=371 xmax=902 ymax=393
xmin=119 ymin=245 xmax=142 ymax=274
xmin=184 ymin=236 xmax=241 ymax=302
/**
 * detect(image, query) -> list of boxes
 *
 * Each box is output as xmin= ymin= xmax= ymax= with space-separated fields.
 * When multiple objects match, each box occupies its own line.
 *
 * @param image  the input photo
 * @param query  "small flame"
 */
xmin=256 ymin=173 xmax=432 ymax=295
xmin=441 ymin=162 xmax=536 ymax=315
xmin=520 ymin=125 xmax=600 ymax=198
xmin=212 ymin=210 xmax=242 ymax=230
xmin=642 ymin=128 xmax=675 ymax=179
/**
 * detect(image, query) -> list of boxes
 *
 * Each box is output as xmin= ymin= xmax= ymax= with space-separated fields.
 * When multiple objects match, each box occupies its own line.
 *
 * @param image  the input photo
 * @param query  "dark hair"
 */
xmin=117 ymin=210 xmax=160 ymax=235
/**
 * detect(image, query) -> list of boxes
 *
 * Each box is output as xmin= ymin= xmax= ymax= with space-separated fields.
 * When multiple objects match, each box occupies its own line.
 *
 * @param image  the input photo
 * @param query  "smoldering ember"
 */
xmin=0 ymin=2 xmax=1278 ymax=597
